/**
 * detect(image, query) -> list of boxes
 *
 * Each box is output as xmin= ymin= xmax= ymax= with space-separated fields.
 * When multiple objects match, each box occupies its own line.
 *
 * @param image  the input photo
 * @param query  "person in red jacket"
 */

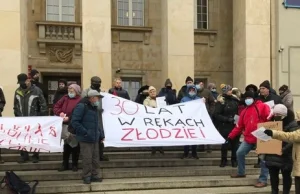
xmin=53 ymin=84 xmax=82 ymax=172
xmin=228 ymin=91 xmax=272 ymax=188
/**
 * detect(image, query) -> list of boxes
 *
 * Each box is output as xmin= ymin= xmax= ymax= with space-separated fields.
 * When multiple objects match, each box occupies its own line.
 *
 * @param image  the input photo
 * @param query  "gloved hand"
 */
xmin=225 ymin=137 xmax=231 ymax=144
xmin=264 ymin=129 xmax=273 ymax=137
xmin=228 ymin=118 xmax=234 ymax=123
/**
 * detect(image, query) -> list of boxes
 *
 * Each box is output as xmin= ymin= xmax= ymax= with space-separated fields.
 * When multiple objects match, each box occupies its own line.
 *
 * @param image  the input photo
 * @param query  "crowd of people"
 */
xmin=0 ymin=69 xmax=300 ymax=193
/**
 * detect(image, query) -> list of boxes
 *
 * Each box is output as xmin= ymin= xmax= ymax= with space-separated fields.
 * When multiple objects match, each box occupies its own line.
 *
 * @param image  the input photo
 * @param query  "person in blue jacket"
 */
xmin=180 ymin=85 xmax=201 ymax=159
xmin=71 ymin=90 xmax=105 ymax=184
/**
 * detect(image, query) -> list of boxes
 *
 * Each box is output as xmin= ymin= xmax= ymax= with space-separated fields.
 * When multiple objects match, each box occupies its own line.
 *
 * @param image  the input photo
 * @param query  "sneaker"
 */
xmin=254 ymin=182 xmax=267 ymax=188
xmin=230 ymin=174 xmax=246 ymax=178
xmin=91 ymin=175 xmax=102 ymax=182
xmin=83 ymin=177 xmax=91 ymax=184
xmin=72 ymin=166 xmax=78 ymax=172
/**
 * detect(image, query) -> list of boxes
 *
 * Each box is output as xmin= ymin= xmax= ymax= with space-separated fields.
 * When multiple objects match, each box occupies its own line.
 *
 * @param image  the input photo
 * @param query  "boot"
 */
xmin=231 ymin=160 xmax=237 ymax=167
xmin=271 ymin=189 xmax=279 ymax=194
xmin=219 ymin=159 xmax=227 ymax=167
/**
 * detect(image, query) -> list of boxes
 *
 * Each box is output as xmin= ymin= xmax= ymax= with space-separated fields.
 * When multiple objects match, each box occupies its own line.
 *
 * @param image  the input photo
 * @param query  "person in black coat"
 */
xmin=53 ymin=79 xmax=68 ymax=105
xmin=259 ymin=80 xmax=282 ymax=104
xmin=264 ymin=104 xmax=298 ymax=194
xmin=0 ymin=87 xmax=5 ymax=163
xmin=158 ymin=79 xmax=177 ymax=105
xmin=213 ymin=84 xmax=239 ymax=167
xmin=135 ymin=85 xmax=149 ymax=104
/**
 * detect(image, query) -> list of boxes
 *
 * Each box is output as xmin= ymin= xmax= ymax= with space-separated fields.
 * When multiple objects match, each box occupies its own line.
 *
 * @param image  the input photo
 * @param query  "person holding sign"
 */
xmin=228 ymin=91 xmax=271 ymax=188
xmin=180 ymin=85 xmax=201 ymax=159
xmin=143 ymin=86 xmax=164 ymax=155
xmin=264 ymin=104 xmax=297 ymax=194
xmin=214 ymin=84 xmax=239 ymax=167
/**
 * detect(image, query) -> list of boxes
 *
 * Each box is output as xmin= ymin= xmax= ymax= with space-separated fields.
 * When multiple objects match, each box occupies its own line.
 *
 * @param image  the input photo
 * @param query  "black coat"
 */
xmin=213 ymin=94 xmax=239 ymax=138
xmin=0 ymin=88 xmax=5 ymax=116
xmin=53 ymin=87 xmax=68 ymax=105
xmin=265 ymin=113 xmax=299 ymax=170
xmin=158 ymin=88 xmax=178 ymax=105
xmin=259 ymin=93 xmax=282 ymax=105
xmin=108 ymin=87 xmax=130 ymax=100
xmin=135 ymin=85 xmax=149 ymax=104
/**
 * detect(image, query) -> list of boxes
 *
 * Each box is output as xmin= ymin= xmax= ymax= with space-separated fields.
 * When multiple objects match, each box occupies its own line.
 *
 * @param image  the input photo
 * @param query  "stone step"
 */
xmin=34 ymin=175 xmax=287 ymax=193
xmin=0 ymin=158 xmax=258 ymax=171
xmin=0 ymin=166 xmax=260 ymax=181
xmin=1 ymin=151 xmax=258 ymax=161
xmin=66 ymin=186 xmax=295 ymax=194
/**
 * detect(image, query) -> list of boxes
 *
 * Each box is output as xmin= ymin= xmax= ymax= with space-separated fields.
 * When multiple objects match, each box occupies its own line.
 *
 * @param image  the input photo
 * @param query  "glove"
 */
xmin=227 ymin=118 xmax=234 ymax=123
xmin=225 ymin=137 xmax=231 ymax=144
xmin=264 ymin=129 xmax=273 ymax=137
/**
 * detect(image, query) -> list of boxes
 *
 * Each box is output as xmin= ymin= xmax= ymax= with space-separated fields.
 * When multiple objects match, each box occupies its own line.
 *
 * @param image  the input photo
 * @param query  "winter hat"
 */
xmin=30 ymin=69 xmax=39 ymax=77
xmin=221 ymin=84 xmax=232 ymax=94
xmin=91 ymin=76 xmax=101 ymax=84
xmin=244 ymin=91 xmax=255 ymax=99
xmin=273 ymin=104 xmax=288 ymax=117
xmin=69 ymin=84 xmax=81 ymax=95
xmin=58 ymin=79 xmax=67 ymax=86
xmin=279 ymin=85 xmax=288 ymax=92
xmin=245 ymin=84 xmax=258 ymax=92
xmin=149 ymin=86 xmax=156 ymax=92
xmin=87 ymin=90 xmax=101 ymax=97
xmin=17 ymin=73 xmax=28 ymax=84
xmin=207 ymin=83 xmax=216 ymax=90
xmin=185 ymin=76 xmax=193 ymax=83
xmin=259 ymin=80 xmax=270 ymax=90
xmin=165 ymin=79 xmax=172 ymax=87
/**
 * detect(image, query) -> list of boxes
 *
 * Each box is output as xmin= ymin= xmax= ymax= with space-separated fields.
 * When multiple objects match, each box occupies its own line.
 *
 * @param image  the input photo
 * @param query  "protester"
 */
xmin=158 ymin=79 xmax=177 ymax=105
xmin=232 ymin=87 xmax=246 ymax=114
xmin=264 ymin=104 xmax=297 ymax=194
xmin=30 ymin=69 xmax=47 ymax=101
xmin=144 ymin=86 xmax=164 ymax=155
xmin=207 ymin=83 xmax=219 ymax=102
xmin=82 ymin=76 xmax=108 ymax=161
xmin=53 ymin=84 xmax=82 ymax=172
xmin=53 ymin=79 xmax=68 ymax=105
xmin=177 ymin=76 xmax=194 ymax=102
xmin=259 ymin=81 xmax=281 ymax=104
xmin=135 ymin=85 xmax=149 ymax=104
xmin=245 ymin=84 xmax=259 ymax=98
xmin=0 ymin=87 xmax=6 ymax=163
xmin=264 ymin=119 xmax=300 ymax=194
xmin=279 ymin=85 xmax=294 ymax=112
xmin=228 ymin=91 xmax=271 ymax=188
xmin=180 ymin=85 xmax=201 ymax=159
xmin=108 ymin=78 xmax=130 ymax=100
xmin=214 ymin=84 xmax=239 ymax=167
xmin=195 ymin=81 xmax=215 ymax=116
xmin=14 ymin=73 xmax=47 ymax=163
xmin=71 ymin=90 xmax=104 ymax=184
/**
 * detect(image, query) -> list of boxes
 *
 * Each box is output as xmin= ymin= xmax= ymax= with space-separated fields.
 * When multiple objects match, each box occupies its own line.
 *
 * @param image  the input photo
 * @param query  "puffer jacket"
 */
xmin=109 ymin=87 xmax=130 ymax=100
xmin=272 ymin=127 xmax=300 ymax=176
xmin=265 ymin=118 xmax=298 ymax=170
xmin=214 ymin=94 xmax=239 ymax=138
xmin=143 ymin=96 xmax=157 ymax=108
xmin=53 ymin=95 xmax=81 ymax=124
xmin=280 ymin=89 xmax=294 ymax=112
xmin=13 ymin=86 xmax=47 ymax=117
xmin=71 ymin=98 xmax=104 ymax=143
xmin=228 ymin=100 xmax=271 ymax=144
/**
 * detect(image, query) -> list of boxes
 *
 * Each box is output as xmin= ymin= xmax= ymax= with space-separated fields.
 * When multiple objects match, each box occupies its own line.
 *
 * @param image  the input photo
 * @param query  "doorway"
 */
xmin=42 ymin=73 xmax=81 ymax=115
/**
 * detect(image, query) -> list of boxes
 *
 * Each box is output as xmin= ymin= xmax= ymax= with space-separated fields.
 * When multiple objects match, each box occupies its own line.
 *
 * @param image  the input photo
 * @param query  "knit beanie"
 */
xmin=259 ymin=80 xmax=270 ymax=90
xmin=165 ymin=79 xmax=172 ymax=87
xmin=185 ymin=76 xmax=193 ymax=83
xmin=221 ymin=84 xmax=232 ymax=94
xmin=149 ymin=86 xmax=156 ymax=92
xmin=244 ymin=91 xmax=255 ymax=99
xmin=273 ymin=104 xmax=288 ymax=117
xmin=279 ymin=85 xmax=288 ymax=92
xmin=58 ymin=79 xmax=67 ymax=86
xmin=30 ymin=69 xmax=39 ymax=77
xmin=69 ymin=84 xmax=81 ymax=95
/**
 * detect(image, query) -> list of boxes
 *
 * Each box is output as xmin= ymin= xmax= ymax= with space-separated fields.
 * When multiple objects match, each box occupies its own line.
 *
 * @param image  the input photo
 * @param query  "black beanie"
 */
xmin=58 ymin=79 xmax=67 ymax=85
xmin=185 ymin=76 xmax=193 ymax=83
xmin=165 ymin=79 xmax=172 ymax=87
xmin=259 ymin=80 xmax=270 ymax=90
xmin=279 ymin=84 xmax=288 ymax=92
xmin=30 ymin=69 xmax=39 ymax=77
xmin=244 ymin=91 xmax=255 ymax=99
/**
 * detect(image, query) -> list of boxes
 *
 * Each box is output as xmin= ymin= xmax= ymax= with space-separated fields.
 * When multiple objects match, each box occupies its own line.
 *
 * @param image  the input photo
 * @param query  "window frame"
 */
xmin=117 ymin=0 xmax=145 ymax=26
xmin=194 ymin=0 xmax=209 ymax=30
xmin=46 ymin=0 xmax=75 ymax=22
xmin=121 ymin=77 xmax=142 ymax=100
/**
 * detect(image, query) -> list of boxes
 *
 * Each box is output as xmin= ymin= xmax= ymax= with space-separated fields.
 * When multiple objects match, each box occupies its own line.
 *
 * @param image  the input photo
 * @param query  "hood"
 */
xmin=164 ymin=79 xmax=172 ymax=87
xmin=185 ymin=85 xmax=197 ymax=98
xmin=138 ymin=85 xmax=149 ymax=94
xmin=245 ymin=84 xmax=258 ymax=92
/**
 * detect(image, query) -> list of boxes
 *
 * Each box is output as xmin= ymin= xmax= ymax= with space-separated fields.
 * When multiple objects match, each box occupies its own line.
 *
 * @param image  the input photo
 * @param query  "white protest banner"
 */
xmin=101 ymin=93 xmax=225 ymax=147
xmin=0 ymin=116 xmax=63 ymax=152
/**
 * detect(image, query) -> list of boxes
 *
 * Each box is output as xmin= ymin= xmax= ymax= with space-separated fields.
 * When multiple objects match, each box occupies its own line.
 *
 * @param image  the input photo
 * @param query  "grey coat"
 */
xmin=281 ymin=89 xmax=294 ymax=112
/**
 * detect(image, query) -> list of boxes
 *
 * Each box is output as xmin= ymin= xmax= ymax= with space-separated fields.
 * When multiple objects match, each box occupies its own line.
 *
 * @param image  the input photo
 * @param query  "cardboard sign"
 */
xmin=256 ymin=121 xmax=282 ymax=155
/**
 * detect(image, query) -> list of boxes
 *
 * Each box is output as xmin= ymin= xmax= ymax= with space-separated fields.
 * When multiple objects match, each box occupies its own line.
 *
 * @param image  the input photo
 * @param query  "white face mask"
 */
xmin=245 ymin=98 xmax=254 ymax=106
xmin=211 ymin=89 xmax=216 ymax=92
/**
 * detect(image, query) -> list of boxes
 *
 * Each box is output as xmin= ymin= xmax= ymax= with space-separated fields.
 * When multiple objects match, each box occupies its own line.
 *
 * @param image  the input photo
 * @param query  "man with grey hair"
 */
xmin=108 ymin=78 xmax=130 ymax=100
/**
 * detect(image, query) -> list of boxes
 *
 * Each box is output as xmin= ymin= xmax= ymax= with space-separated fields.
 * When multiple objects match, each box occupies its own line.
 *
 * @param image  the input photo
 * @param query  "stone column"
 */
xmin=82 ymin=0 xmax=112 ymax=91
xmin=233 ymin=0 xmax=271 ymax=90
xmin=161 ymin=0 xmax=194 ymax=91
xmin=0 ymin=0 xmax=28 ymax=116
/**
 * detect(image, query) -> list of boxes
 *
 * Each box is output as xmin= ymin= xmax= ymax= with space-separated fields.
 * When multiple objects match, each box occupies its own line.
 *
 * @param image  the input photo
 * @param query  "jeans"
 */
xmin=268 ymin=166 xmax=292 ymax=194
xmin=236 ymin=141 xmax=269 ymax=183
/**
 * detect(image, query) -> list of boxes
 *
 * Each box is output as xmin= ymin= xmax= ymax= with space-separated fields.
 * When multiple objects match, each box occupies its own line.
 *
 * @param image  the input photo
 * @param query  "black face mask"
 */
xmin=20 ymin=83 xmax=27 ymax=89
xmin=91 ymin=83 xmax=100 ymax=90
xmin=274 ymin=116 xmax=282 ymax=121
xmin=34 ymin=77 xmax=39 ymax=82
xmin=166 ymin=86 xmax=172 ymax=90
xmin=142 ymin=92 xmax=149 ymax=96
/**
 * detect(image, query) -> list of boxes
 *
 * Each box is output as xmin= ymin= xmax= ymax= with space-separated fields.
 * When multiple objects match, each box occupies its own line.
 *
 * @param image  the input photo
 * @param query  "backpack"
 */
xmin=68 ymin=103 xmax=89 ymax=134
xmin=0 ymin=171 xmax=38 ymax=194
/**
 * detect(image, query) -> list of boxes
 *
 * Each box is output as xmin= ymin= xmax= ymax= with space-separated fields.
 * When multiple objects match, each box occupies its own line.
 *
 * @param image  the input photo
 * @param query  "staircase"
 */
xmin=0 ymin=146 xmax=295 ymax=194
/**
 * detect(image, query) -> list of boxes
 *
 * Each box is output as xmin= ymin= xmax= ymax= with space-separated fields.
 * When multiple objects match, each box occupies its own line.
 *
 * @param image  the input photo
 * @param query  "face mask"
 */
xmin=245 ymin=98 xmax=254 ymax=106
xmin=91 ymin=83 xmax=100 ymax=90
xmin=20 ymin=83 xmax=27 ymax=89
xmin=211 ymin=89 xmax=216 ymax=92
xmin=142 ymin=92 xmax=149 ymax=96
xmin=186 ymin=84 xmax=193 ymax=87
xmin=93 ymin=101 xmax=100 ymax=107
xmin=195 ymin=85 xmax=201 ymax=90
xmin=166 ymin=86 xmax=172 ymax=90
xmin=68 ymin=93 xmax=75 ymax=98
xmin=189 ymin=92 xmax=196 ymax=97
xmin=274 ymin=116 xmax=283 ymax=121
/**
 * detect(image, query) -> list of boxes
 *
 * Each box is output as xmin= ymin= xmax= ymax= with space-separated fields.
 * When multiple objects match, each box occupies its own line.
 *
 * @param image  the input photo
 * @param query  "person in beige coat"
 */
xmin=143 ymin=86 xmax=164 ymax=155
xmin=264 ymin=126 xmax=300 ymax=193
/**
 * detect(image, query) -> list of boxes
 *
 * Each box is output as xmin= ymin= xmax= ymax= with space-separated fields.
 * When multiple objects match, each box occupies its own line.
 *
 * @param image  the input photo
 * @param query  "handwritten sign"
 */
xmin=0 ymin=116 xmax=63 ymax=152
xmin=101 ymin=93 xmax=225 ymax=147
xmin=256 ymin=121 xmax=282 ymax=155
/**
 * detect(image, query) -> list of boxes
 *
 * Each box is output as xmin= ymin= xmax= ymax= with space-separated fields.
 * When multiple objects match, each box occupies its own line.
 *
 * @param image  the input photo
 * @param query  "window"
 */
xmin=46 ymin=0 xmax=75 ymax=22
xmin=117 ymin=0 xmax=144 ymax=26
xmin=121 ymin=78 xmax=142 ymax=100
xmin=194 ymin=0 xmax=208 ymax=29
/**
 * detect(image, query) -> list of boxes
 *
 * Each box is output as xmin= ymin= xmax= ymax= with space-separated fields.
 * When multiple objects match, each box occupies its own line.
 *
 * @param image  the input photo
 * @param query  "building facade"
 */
xmin=0 ymin=0 xmax=300 ymax=116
